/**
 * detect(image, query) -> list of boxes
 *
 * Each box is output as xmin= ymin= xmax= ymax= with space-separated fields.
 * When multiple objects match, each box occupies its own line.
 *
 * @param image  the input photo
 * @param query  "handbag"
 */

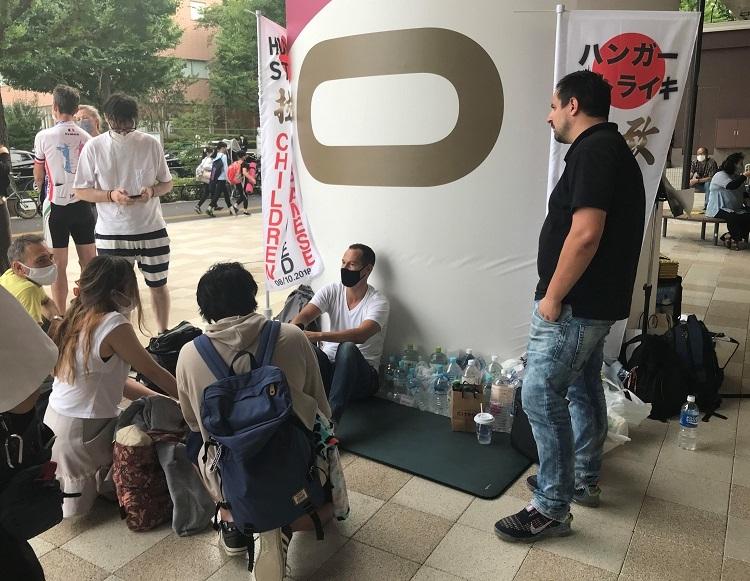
xmin=0 ymin=412 xmax=78 ymax=540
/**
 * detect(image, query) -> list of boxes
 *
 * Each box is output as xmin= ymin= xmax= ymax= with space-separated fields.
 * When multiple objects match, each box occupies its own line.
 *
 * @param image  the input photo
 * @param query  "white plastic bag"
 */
xmin=603 ymin=378 xmax=651 ymax=427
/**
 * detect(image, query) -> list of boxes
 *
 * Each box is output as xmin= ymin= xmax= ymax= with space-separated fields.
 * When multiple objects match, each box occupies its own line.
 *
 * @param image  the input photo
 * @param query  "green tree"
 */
xmin=5 ymin=100 xmax=44 ymax=151
xmin=680 ymin=0 xmax=734 ymax=22
xmin=200 ymin=0 xmax=285 ymax=116
xmin=0 ymin=0 xmax=184 ymax=113
xmin=0 ymin=0 xmax=35 ymax=145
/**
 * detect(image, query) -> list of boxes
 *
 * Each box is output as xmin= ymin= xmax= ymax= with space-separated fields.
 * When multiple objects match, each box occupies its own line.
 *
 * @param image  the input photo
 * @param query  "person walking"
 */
xmin=194 ymin=148 xmax=214 ymax=214
xmin=207 ymin=142 xmax=230 ymax=218
xmin=494 ymin=70 xmax=645 ymax=542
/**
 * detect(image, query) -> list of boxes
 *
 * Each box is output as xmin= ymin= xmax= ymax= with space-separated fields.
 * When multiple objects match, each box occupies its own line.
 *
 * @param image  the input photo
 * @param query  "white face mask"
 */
xmin=21 ymin=263 xmax=57 ymax=286
xmin=697 ymin=154 xmax=707 ymax=162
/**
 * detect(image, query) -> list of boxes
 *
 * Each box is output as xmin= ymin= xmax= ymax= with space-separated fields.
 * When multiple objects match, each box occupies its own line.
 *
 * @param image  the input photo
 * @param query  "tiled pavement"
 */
xmin=33 ymin=211 xmax=750 ymax=580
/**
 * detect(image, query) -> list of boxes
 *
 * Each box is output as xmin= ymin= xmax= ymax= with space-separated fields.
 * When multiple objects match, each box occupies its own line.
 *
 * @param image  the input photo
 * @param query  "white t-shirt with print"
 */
xmin=73 ymin=131 xmax=171 ymax=235
xmin=49 ymin=312 xmax=131 ymax=419
xmin=34 ymin=121 xmax=91 ymax=206
xmin=310 ymin=282 xmax=390 ymax=368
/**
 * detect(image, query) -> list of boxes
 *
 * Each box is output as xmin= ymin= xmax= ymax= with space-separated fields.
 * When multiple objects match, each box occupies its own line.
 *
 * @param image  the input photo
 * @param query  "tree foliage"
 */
xmin=200 ymin=0 xmax=285 ymax=113
xmin=680 ymin=0 xmax=734 ymax=22
xmin=5 ymin=100 xmax=44 ymax=151
xmin=0 ymin=0 xmax=184 ymax=112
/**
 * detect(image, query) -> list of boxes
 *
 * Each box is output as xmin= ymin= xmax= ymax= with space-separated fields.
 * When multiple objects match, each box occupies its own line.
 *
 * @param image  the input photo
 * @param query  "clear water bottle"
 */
xmin=402 ymin=344 xmax=418 ymax=369
xmin=462 ymin=359 xmax=482 ymax=386
xmin=458 ymin=348 xmax=476 ymax=370
xmin=490 ymin=377 xmax=516 ymax=433
xmin=487 ymin=356 xmax=503 ymax=383
xmin=445 ymin=357 xmax=462 ymax=382
xmin=402 ymin=368 xmax=421 ymax=408
xmin=381 ymin=355 xmax=397 ymax=397
xmin=432 ymin=365 xmax=451 ymax=416
xmin=393 ymin=361 xmax=408 ymax=398
xmin=678 ymin=395 xmax=699 ymax=451
xmin=429 ymin=346 xmax=448 ymax=370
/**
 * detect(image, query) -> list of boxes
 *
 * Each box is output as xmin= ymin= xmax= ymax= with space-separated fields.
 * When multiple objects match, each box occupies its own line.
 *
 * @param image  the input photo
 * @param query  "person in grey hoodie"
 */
xmin=176 ymin=262 xmax=334 ymax=581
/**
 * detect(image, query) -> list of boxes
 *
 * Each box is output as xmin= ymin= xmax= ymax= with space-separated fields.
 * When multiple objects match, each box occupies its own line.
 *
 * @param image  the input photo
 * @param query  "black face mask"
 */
xmin=341 ymin=267 xmax=365 ymax=287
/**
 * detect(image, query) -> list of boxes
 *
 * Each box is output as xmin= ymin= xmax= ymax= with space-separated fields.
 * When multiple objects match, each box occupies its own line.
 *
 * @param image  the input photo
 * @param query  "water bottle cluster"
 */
xmin=379 ymin=345 xmax=525 ymax=432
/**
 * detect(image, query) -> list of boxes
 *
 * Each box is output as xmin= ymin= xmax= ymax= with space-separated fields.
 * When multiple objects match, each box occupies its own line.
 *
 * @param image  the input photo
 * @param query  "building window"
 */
xmin=190 ymin=1 xmax=205 ymax=20
xmin=182 ymin=59 xmax=210 ymax=79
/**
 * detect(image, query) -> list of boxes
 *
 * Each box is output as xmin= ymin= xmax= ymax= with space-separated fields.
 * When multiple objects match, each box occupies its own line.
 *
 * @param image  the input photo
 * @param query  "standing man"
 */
xmin=689 ymin=146 xmax=718 ymax=211
xmin=494 ymin=70 xmax=644 ymax=542
xmin=291 ymin=244 xmax=389 ymax=422
xmin=73 ymin=93 xmax=173 ymax=332
xmin=34 ymin=85 xmax=96 ymax=313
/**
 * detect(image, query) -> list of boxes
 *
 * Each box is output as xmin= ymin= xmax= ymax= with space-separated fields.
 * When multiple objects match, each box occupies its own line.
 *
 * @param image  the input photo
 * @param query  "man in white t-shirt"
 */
xmin=33 ymin=85 xmax=95 ymax=313
xmin=73 ymin=93 xmax=173 ymax=332
xmin=292 ymin=244 xmax=389 ymax=421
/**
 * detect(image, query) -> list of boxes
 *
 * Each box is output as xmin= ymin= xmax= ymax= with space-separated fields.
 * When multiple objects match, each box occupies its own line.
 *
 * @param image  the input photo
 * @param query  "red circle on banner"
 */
xmin=592 ymin=32 xmax=665 ymax=110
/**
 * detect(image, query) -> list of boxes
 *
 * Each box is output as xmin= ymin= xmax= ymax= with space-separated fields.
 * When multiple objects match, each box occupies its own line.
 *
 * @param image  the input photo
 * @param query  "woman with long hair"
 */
xmin=707 ymin=152 xmax=750 ymax=250
xmin=45 ymin=255 xmax=177 ymax=517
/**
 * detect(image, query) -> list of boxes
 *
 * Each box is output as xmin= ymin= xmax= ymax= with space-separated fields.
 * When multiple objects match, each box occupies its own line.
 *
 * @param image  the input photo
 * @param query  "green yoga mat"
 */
xmin=337 ymin=397 xmax=531 ymax=499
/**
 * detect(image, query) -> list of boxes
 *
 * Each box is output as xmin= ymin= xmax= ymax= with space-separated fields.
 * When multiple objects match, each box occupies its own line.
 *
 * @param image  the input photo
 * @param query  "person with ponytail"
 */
xmin=44 ymin=255 xmax=178 ymax=517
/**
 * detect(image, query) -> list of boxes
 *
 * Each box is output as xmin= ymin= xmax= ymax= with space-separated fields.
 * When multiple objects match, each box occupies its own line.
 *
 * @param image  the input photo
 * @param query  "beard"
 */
xmin=552 ymin=119 xmax=571 ymax=144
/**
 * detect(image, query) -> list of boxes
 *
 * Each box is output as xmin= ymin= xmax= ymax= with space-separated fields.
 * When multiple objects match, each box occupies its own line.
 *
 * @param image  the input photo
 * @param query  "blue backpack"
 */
xmin=194 ymin=321 xmax=327 ymax=569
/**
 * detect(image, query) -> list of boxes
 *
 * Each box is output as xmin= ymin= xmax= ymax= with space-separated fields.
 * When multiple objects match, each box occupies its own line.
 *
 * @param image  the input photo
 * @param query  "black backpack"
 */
xmin=209 ymin=156 xmax=224 ymax=183
xmin=137 ymin=321 xmax=203 ymax=389
xmin=664 ymin=315 xmax=735 ymax=415
xmin=619 ymin=333 xmax=691 ymax=421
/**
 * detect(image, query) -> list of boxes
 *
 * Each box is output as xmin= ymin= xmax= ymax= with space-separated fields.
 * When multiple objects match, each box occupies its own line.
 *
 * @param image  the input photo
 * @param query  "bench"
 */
xmin=661 ymin=211 xmax=726 ymax=246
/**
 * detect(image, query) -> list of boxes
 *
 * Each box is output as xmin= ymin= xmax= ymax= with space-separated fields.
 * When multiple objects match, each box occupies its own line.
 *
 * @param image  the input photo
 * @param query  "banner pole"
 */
xmin=546 ymin=4 xmax=566 ymax=196
xmin=680 ymin=0 xmax=705 ymax=189
xmin=255 ymin=9 xmax=273 ymax=320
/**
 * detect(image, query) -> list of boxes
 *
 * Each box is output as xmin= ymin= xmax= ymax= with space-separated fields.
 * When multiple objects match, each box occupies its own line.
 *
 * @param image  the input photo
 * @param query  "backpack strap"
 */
xmin=256 ymin=320 xmax=281 ymax=367
xmin=194 ymin=335 xmax=231 ymax=379
xmin=686 ymin=315 xmax=705 ymax=377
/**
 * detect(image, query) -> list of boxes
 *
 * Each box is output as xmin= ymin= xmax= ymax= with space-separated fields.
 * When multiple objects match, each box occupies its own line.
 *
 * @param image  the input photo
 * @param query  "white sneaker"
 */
xmin=254 ymin=528 xmax=288 ymax=580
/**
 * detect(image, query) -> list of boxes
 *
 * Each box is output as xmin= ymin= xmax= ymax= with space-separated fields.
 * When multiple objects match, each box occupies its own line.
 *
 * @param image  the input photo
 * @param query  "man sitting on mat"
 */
xmin=292 ymin=244 xmax=390 ymax=423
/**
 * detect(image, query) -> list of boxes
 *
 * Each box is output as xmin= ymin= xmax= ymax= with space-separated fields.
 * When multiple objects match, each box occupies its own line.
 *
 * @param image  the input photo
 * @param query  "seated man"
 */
xmin=176 ymin=262 xmax=335 ymax=580
xmin=292 ymin=244 xmax=390 ymax=422
xmin=0 ymin=234 xmax=61 ymax=327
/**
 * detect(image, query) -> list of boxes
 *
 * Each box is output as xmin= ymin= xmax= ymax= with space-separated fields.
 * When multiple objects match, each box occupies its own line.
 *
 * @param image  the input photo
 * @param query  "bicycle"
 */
xmin=4 ymin=176 xmax=40 ymax=220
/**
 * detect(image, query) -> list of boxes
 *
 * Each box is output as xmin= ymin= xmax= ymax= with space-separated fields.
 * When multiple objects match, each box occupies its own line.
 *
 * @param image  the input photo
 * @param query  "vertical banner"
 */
xmin=258 ymin=15 xmax=323 ymax=291
xmin=549 ymin=10 xmax=700 ymax=208
xmin=549 ymin=10 xmax=699 ymax=354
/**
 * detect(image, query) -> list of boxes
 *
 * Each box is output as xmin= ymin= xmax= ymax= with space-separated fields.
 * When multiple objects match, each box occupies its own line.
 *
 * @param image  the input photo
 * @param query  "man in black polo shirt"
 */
xmin=495 ymin=70 xmax=645 ymax=543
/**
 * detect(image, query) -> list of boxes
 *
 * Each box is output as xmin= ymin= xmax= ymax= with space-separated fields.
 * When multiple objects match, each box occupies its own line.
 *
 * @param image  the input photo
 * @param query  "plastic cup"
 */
xmin=474 ymin=412 xmax=494 ymax=445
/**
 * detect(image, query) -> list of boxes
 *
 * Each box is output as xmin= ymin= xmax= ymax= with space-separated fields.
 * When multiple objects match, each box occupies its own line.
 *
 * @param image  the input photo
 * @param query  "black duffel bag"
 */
xmin=136 ymin=321 xmax=203 ymax=389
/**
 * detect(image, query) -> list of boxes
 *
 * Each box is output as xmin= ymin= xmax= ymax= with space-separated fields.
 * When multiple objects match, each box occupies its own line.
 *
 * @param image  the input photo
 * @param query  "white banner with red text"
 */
xmin=259 ymin=14 xmax=323 ymax=291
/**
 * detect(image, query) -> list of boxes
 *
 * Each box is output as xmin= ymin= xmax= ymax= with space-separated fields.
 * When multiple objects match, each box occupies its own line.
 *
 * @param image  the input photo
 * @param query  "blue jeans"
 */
xmin=522 ymin=302 xmax=614 ymax=521
xmin=314 ymin=342 xmax=378 ymax=422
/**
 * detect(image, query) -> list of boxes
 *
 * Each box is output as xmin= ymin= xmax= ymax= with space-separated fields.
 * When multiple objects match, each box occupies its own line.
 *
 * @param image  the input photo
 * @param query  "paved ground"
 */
xmin=9 ymin=197 xmax=262 ymax=236
xmin=31 ymin=209 xmax=750 ymax=581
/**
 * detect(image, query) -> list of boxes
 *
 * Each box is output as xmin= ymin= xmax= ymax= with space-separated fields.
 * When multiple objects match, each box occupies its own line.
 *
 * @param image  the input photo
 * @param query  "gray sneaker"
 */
xmin=526 ymin=475 xmax=601 ymax=507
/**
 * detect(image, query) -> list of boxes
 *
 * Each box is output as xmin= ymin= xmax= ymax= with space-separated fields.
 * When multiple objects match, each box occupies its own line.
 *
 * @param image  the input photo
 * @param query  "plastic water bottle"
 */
xmin=458 ymin=348 xmax=476 ymax=370
xmin=393 ymin=361 xmax=408 ymax=398
xmin=432 ymin=365 xmax=451 ymax=416
xmin=491 ymin=377 xmax=516 ymax=433
xmin=429 ymin=346 xmax=448 ymax=370
xmin=462 ymin=359 xmax=483 ymax=386
xmin=487 ymin=356 xmax=503 ymax=383
xmin=402 ymin=344 xmax=418 ymax=369
xmin=381 ymin=355 xmax=397 ymax=397
xmin=445 ymin=357 xmax=462 ymax=382
xmin=678 ymin=395 xmax=699 ymax=450
xmin=403 ymin=369 xmax=420 ymax=408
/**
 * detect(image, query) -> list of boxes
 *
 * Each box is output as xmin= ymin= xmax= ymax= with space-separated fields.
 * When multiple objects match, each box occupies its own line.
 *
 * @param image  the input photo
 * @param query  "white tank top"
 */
xmin=49 ymin=312 xmax=131 ymax=419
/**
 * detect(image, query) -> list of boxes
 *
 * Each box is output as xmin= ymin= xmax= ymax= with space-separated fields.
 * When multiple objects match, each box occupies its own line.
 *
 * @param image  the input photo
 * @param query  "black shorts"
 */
xmin=45 ymin=202 xmax=96 ymax=249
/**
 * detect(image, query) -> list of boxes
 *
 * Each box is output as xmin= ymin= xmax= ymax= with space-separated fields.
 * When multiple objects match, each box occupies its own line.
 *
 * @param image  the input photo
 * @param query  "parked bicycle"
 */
xmin=5 ymin=175 xmax=40 ymax=219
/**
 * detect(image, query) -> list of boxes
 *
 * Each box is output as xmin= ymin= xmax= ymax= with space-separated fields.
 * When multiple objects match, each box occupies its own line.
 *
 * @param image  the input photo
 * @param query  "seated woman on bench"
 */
xmin=707 ymin=152 xmax=750 ymax=250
